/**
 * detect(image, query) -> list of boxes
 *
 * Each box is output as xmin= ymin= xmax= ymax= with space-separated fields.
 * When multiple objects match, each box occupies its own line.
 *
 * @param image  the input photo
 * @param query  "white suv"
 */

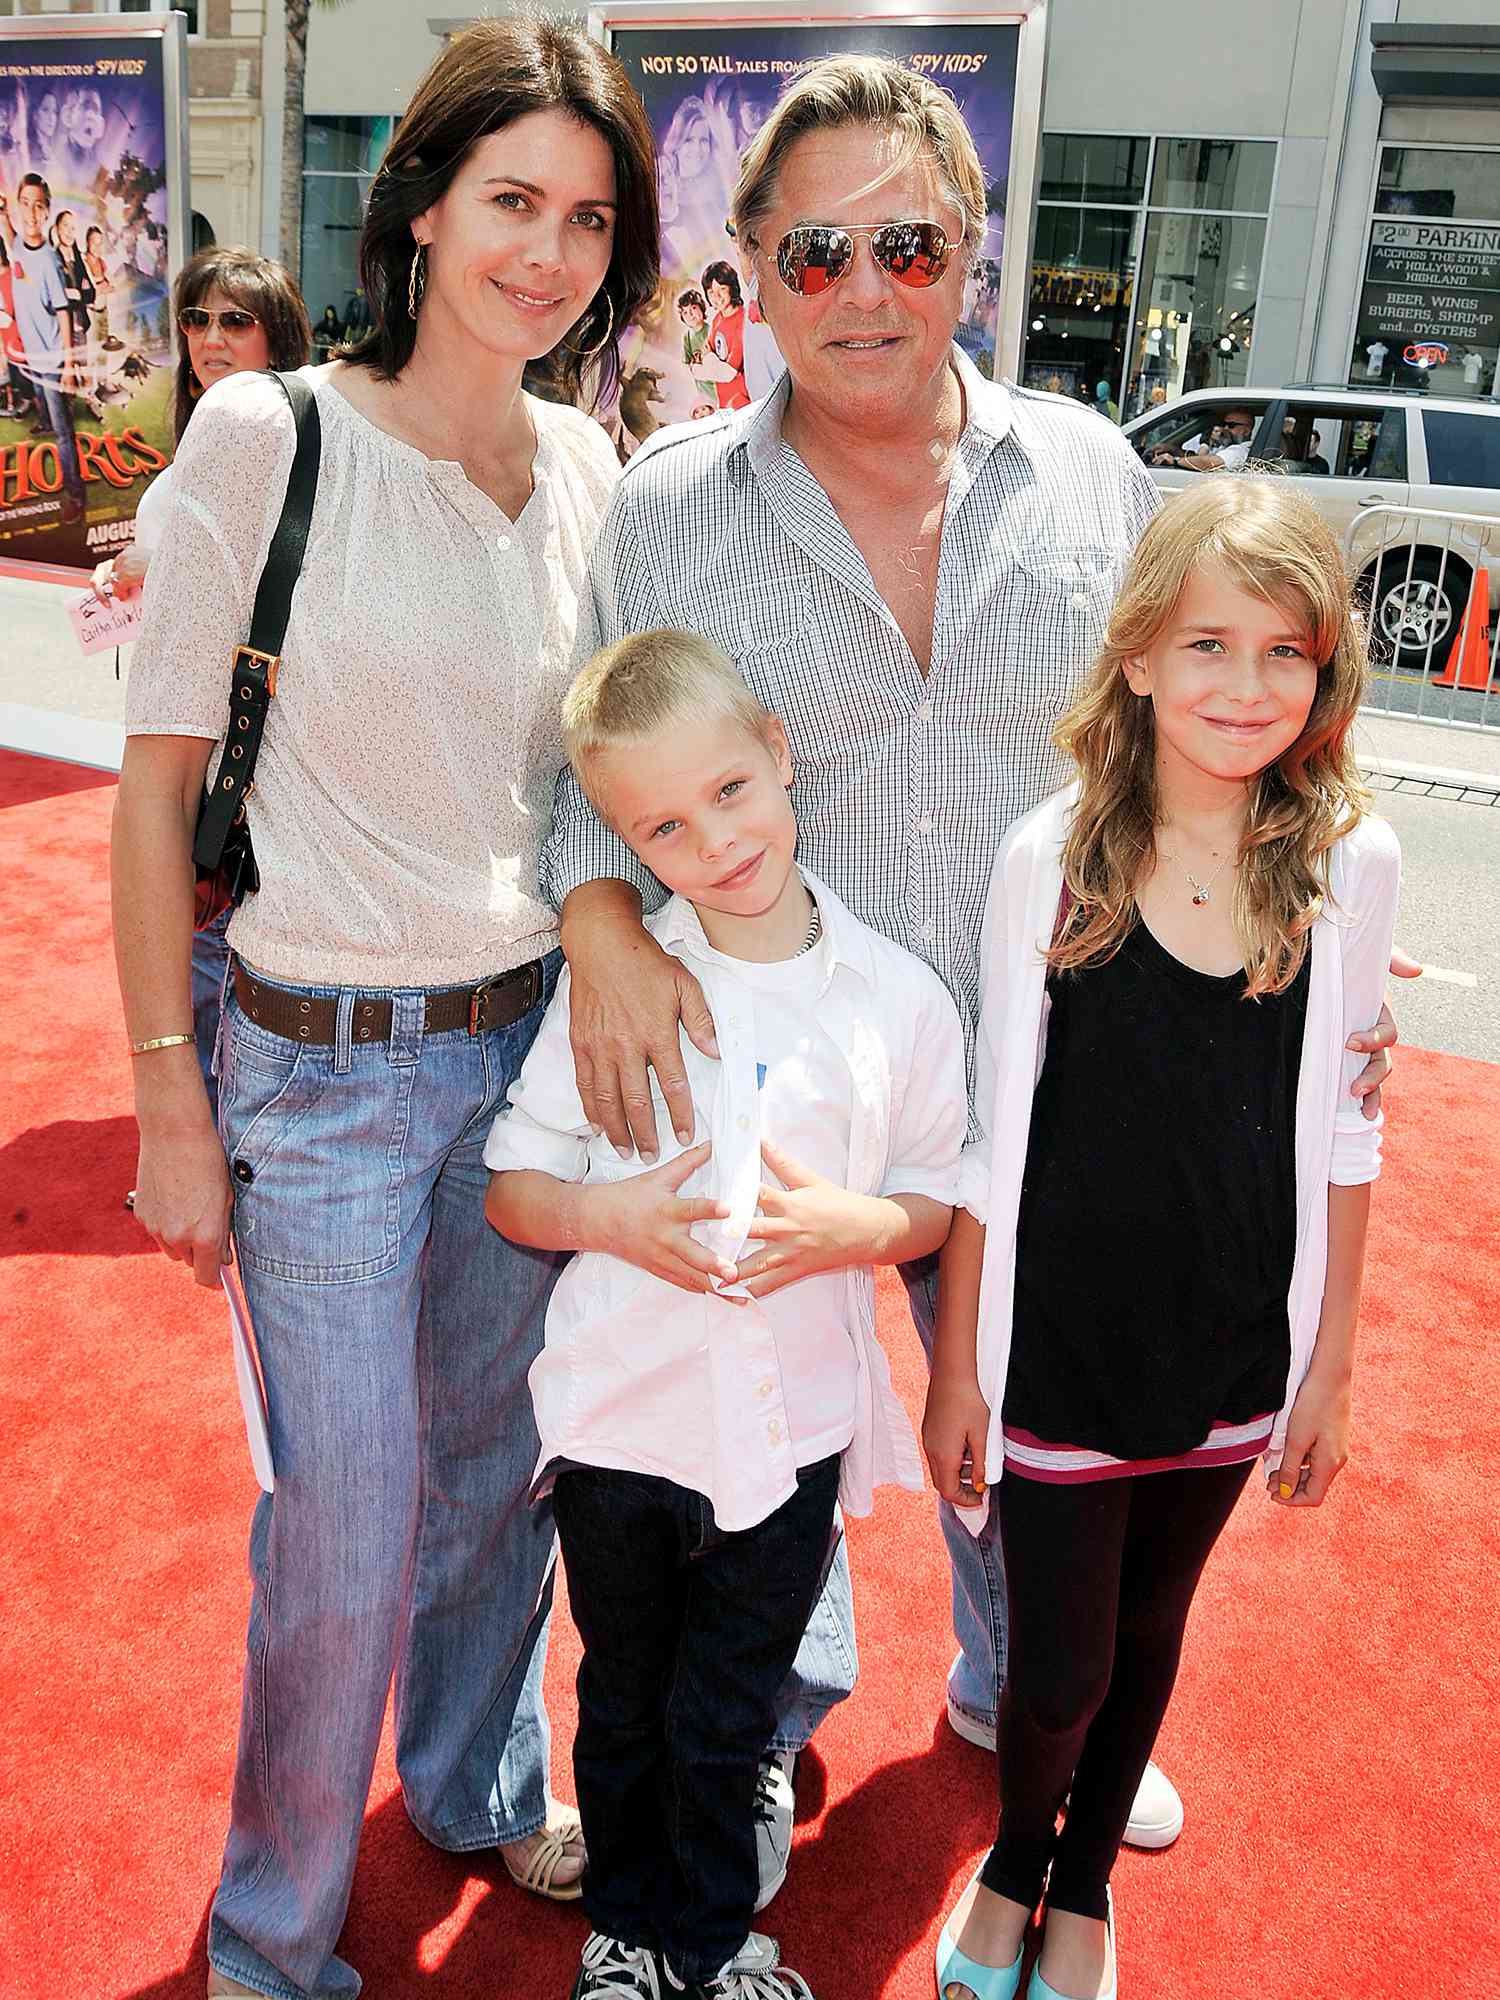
xmin=1122 ymin=386 xmax=1500 ymax=677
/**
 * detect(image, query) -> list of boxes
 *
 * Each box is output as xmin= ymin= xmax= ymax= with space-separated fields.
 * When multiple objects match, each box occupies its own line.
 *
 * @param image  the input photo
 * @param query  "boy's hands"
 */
xmin=733 ymin=1141 xmax=895 ymax=1299
xmin=1267 ymin=1365 xmax=1351 ymax=1507
xmin=592 ymin=1141 xmax=739 ymax=1296
xmin=922 ymin=1368 xmax=991 ymax=1507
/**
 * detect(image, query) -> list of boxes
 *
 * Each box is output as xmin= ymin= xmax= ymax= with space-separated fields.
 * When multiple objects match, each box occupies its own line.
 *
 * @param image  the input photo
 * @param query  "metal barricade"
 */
xmin=1344 ymin=504 xmax=1499 ymax=735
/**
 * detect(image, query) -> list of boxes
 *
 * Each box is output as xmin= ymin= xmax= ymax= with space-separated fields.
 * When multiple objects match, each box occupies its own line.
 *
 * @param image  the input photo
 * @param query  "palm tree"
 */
xmin=279 ymin=0 xmax=347 ymax=276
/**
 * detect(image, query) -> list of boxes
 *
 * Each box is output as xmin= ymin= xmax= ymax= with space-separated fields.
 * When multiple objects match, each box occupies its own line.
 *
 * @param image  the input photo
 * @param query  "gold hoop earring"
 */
xmin=407 ymin=242 xmax=427 ymax=322
xmin=570 ymin=291 xmax=614 ymax=360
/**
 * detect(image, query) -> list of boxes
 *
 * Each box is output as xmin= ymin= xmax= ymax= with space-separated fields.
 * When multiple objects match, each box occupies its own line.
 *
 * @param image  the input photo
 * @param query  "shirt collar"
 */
xmin=737 ymin=340 xmax=1015 ymax=484
xmin=650 ymin=864 xmax=879 ymax=993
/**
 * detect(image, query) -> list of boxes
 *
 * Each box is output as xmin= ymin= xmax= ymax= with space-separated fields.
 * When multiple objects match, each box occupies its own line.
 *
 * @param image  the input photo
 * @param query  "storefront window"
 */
xmin=1025 ymin=206 xmax=1136 ymax=410
xmin=1126 ymin=211 xmax=1265 ymax=418
xmin=1039 ymin=134 xmax=1148 ymax=206
xmin=1149 ymin=138 xmax=1275 ymax=214
xmin=1351 ymin=147 xmax=1500 ymax=400
xmin=1375 ymin=146 xmax=1500 ymax=225
xmin=300 ymin=116 xmax=395 ymax=341
xmin=1027 ymin=136 xmax=1273 ymax=423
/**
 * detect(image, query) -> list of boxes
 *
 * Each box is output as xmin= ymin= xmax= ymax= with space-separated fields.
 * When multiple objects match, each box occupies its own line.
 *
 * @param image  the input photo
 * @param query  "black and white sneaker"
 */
xmin=688 ymin=1931 xmax=816 ymax=2000
xmin=751 ymin=1749 xmax=796 ymax=1912
xmin=570 ymin=1932 xmax=671 ymax=2000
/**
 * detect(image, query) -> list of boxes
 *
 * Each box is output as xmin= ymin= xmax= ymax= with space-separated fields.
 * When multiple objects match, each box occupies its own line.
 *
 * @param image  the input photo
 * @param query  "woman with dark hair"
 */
xmin=111 ymin=19 xmax=657 ymax=2000
xmin=311 ymin=302 xmax=343 ymax=358
xmin=96 ymin=247 xmax=311 ymax=1117
xmin=97 ymin=247 xmax=312 ymax=604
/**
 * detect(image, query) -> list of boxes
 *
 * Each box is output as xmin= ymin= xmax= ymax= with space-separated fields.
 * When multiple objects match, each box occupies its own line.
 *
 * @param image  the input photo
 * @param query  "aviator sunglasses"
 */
xmin=773 ymin=219 xmax=956 ymax=297
xmin=178 ymin=306 xmax=261 ymax=335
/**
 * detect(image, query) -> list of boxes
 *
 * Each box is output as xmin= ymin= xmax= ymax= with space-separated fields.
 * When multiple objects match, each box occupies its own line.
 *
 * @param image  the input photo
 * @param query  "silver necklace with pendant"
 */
xmin=1170 ymin=850 xmax=1233 ymax=907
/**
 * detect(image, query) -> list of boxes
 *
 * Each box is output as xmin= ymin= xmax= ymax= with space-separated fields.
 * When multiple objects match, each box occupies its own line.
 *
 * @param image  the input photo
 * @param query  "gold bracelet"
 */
xmin=130 ymin=1033 xmax=196 ymax=1056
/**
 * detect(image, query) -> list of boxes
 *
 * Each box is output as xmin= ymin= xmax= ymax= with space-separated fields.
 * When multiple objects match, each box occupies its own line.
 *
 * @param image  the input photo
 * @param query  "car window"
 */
xmin=1131 ymin=401 xmax=1263 ymax=467
xmin=1362 ymin=408 xmax=1407 ymax=480
xmin=1270 ymin=404 xmax=1406 ymax=480
xmin=1422 ymin=410 xmax=1500 ymax=489
xmin=1130 ymin=408 xmax=1194 ymax=455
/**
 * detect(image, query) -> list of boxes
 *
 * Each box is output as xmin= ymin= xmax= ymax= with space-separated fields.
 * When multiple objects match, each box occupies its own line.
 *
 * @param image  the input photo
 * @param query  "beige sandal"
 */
xmin=501 ymin=1810 xmax=586 ymax=1902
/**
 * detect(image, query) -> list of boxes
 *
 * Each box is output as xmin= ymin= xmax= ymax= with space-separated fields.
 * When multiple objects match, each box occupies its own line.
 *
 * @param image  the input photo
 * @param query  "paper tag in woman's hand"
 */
xmin=67 ymin=586 xmax=142 ymax=657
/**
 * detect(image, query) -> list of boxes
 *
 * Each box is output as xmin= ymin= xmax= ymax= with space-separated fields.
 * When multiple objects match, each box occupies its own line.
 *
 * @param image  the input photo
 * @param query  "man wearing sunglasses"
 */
xmin=543 ymin=51 xmax=1397 ymax=1913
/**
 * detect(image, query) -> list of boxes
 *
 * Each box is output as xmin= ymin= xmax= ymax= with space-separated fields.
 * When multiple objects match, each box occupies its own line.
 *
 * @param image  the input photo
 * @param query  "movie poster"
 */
xmin=0 ymin=25 xmax=180 ymax=569
xmin=604 ymin=18 xmax=1020 ymax=447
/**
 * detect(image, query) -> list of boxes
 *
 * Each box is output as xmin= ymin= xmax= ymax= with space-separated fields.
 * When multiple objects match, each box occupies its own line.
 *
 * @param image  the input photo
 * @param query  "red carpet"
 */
xmin=1 ymin=747 xmax=1495 ymax=2000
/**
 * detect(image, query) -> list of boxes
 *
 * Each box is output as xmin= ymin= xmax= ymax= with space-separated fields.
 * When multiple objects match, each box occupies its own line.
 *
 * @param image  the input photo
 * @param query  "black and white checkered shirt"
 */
xmin=542 ymin=346 xmax=1160 ymax=1089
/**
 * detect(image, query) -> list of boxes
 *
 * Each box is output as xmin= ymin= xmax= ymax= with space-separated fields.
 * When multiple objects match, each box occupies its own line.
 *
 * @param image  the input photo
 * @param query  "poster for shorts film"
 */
xmin=606 ymin=21 xmax=1019 ymax=450
xmin=0 ymin=30 xmax=174 ymax=568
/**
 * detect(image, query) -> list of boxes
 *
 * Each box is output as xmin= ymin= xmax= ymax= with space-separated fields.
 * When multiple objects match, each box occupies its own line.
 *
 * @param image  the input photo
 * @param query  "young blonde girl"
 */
xmin=923 ymin=479 xmax=1400 ymax=2000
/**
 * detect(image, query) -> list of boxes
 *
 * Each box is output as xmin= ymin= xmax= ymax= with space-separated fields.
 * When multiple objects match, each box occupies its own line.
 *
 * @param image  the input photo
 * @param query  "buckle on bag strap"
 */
xmin=232 ymin=643 xmax=280 ymax=699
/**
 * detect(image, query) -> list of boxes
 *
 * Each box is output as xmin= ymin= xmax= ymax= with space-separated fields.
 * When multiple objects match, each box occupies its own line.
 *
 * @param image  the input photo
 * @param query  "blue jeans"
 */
xmin=207 ymin=955 xmax=567 ymax=2000
xmin=193 ymin=906 xmax=233 ymax=1122
xmin=772 ymin=1252 xmax=1008 ymax=1747
xmin=35 ymin=371 xmax=82 ymax=502
xmin=554 ymin=1455 xmax=841 ymax=1982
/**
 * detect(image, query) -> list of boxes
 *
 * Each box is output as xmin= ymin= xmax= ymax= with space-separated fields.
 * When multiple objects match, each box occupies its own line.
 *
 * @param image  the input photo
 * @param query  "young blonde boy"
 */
xmin=485 ymin=630 xmax=966 ymax=2000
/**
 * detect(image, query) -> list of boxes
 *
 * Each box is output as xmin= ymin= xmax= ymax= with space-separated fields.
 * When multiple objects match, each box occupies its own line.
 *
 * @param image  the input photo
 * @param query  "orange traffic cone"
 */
xmin=1434 ymin=565 xmax=1493 ymax=689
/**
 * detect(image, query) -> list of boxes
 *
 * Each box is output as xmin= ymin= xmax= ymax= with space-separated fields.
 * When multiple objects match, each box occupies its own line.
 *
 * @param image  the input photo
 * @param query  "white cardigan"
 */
xmin=959 ymin=785 xmax=1401 ymax=1497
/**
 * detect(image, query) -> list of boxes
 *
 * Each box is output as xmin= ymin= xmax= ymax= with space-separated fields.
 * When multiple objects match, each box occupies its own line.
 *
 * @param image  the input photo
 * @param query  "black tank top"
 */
xmin=1006 ymin=914 xmax=1310 ymax=1461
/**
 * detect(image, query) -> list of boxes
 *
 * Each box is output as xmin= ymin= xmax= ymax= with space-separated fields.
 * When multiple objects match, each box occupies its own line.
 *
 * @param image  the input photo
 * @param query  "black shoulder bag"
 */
xmin=191 ymin=370 xmax=321 ymax=931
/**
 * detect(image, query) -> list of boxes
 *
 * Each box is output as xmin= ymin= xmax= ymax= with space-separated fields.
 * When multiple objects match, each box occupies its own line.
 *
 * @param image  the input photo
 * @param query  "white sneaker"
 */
xmin=751 ymin=1748 xmax=796 ymax=1912
xmin=692 ymin=1932 xmax=815 ymax=1999
xmin=942 ymin=1689 xmax=1184 ymax=1850
xmin=944 ymin=1683 xmax=995 ymax=1751
xmin=571 ymin=1931 xmax=671 ymax=2000
xmin=1119 ymin=1759 xmax=1183 ymax=1849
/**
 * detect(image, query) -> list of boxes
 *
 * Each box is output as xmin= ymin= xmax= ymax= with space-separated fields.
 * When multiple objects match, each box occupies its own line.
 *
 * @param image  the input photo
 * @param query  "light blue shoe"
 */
xmin=935 ymin=1865 xmax=1025 ymax=2000
xmin=1027 ymin=1887 xmax=1116 ymax=2000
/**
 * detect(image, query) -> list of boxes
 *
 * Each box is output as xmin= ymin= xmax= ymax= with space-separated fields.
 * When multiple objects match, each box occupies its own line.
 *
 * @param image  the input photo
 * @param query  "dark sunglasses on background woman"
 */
xmin=178 ymin=306 xmax=261 ymax=335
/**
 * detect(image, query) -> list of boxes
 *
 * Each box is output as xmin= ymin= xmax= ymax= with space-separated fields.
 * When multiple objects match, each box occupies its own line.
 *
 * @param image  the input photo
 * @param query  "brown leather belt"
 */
xmin=232 ymin=957 xmax=545 ymax=1044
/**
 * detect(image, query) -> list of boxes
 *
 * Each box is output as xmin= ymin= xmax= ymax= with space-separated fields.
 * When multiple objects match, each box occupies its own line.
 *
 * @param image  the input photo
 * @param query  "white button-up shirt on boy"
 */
xmin=484 ymin=870 xmax=967 ymax=1534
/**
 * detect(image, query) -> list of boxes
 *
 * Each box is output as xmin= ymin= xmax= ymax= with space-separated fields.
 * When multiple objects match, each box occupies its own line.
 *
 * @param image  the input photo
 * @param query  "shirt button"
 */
xmin=496 ymin=533 xmax=511 ymax=551
xmin=1070 ymin=591 xmax=1088 ymax=609
xmin=916 ymin=813 xmax=934 ymax=835
xmin=758 ymin=1380 xmax=774 ymax=1399
xmin=920 ymin=920 xmax=936 ymax=943
xmin=737 ymin=1114 xmax=751 ymax=1132
xmin=768 ymin=1419 xmax=783 ymax=1443
xmin=916 ymin=700 xmax=933 ymax=722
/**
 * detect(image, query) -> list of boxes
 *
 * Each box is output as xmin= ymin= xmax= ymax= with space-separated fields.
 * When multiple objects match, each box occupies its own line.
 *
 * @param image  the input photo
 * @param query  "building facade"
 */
xmin=14 ymin=1 xmax=1490 ymax=410
xmin=1028 ymin=0 xmax=1500 ymax=412
xmin=294 ymin=0 xmax=1499 ymax=410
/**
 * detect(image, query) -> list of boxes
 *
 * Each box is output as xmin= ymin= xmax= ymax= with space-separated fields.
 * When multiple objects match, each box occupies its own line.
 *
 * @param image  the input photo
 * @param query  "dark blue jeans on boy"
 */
xmin=553 ymin=1453 xmax=842 ymax=1984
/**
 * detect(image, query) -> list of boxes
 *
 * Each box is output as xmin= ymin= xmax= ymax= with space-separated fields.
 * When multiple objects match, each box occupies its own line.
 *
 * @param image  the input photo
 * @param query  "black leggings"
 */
xmin=980 ymin=1458 xmax=1254 ymax=1920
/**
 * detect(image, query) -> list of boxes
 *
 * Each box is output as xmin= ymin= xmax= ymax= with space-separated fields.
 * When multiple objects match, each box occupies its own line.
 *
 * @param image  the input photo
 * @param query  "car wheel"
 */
xmin=1364 ymin=553 xmax=1469 ymax=676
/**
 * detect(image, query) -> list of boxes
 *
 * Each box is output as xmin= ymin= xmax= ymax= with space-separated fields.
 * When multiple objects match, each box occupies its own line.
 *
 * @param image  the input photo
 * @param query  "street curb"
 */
xmin=1358 ymin=753 xmax=1500 ymax=796
xmin=0 ymin=703 xmax=125 ymax=772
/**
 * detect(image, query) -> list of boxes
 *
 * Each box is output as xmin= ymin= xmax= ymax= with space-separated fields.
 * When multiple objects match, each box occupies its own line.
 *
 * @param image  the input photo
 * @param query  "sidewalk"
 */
xmin=4 ymin=568 xmax=1500 ymax=787
xmin=1353 ymin=706 xmax=1500 ymax=793
xmin=0 ymin=570 xmax=129 ymax=770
